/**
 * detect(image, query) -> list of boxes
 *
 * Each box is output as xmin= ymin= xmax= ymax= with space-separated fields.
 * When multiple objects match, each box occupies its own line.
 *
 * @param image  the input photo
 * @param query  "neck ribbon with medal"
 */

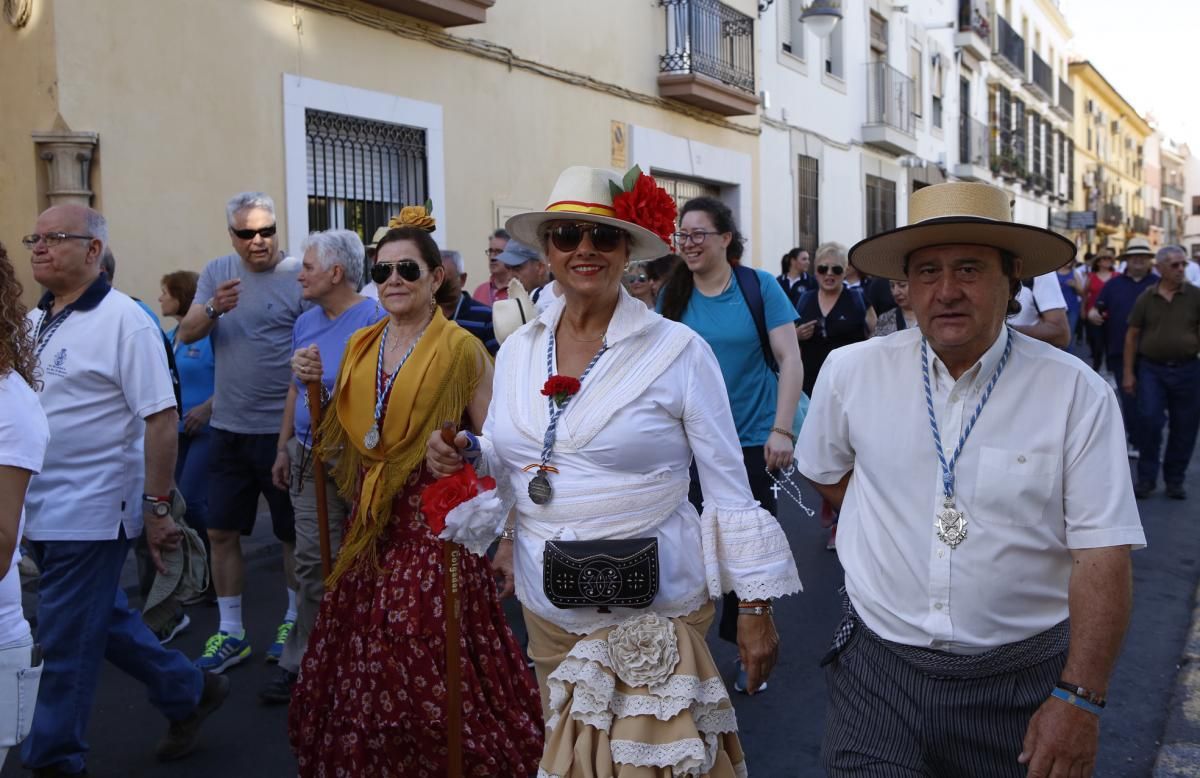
xmin=365 ymin=321 xmax=426 ymax=450
xmin=526 ymin=326 xmax=608 ymax=505
xmin=921 ymin=328 xmax=1012 ymax=548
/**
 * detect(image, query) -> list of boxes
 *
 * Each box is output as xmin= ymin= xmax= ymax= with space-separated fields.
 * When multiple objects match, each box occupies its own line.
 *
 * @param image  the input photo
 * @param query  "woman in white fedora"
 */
xmin=428 ymin=166 xmax=801 ymax=777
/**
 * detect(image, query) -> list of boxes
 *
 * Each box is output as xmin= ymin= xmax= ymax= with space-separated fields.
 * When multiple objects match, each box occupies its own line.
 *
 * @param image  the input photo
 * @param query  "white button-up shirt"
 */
xmin=796 ymin=326 xmax=1145 ymax=653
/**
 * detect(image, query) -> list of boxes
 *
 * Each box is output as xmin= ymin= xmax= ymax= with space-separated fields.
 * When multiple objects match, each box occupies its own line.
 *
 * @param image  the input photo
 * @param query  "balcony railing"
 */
xmin=866 ymin=61 xmax=915 ymax=135
xmin=659 ymin=0 xmax=755 ymax=95
xmin=1055 ymin=79 xmax=1074 ymax=119
xmin=959 ymin=114 xmax=989 ymax=168
xmin=1029 ymin=52 xmax=1053 ymax=100
xmin=994 ymin=16 xmax=1025 ymax=78
xmin=957 ymin=0 xmax=991 ymax=38
xmin=1101 ymin=202 xmax=1124 ymax=227
xmin=1163 ymin=184 xmax=1185 ymax=202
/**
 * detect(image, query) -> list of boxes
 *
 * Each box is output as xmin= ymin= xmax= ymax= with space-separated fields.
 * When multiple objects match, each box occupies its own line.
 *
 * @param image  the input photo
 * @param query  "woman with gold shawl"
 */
xmin=287 ymin=222 xmax=544 ymax=776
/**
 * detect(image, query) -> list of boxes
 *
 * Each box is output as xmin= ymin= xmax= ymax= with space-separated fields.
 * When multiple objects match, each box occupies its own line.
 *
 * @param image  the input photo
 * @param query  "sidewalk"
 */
xmin=1155 ymin=576 xmax=1200 ymax=776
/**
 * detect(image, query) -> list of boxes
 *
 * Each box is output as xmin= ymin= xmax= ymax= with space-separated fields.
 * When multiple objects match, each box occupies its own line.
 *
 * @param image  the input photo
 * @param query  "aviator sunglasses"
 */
xmin=231 ymin=224 xmax=277 ymax=240
xmin=547 ymin=223 xmax=627 ymax=253
xmin=816 ymin=264 xmax=845 ymax=276
xmin=370 ymin=260 xmax=423 ymax=285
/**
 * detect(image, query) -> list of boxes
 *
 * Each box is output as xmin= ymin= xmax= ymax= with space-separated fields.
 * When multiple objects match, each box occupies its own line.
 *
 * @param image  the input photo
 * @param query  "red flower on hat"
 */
xmin=420 ymin=462 xmax=496 ymax=536
xmin=611 ymin=168 xmax=678 ymax=247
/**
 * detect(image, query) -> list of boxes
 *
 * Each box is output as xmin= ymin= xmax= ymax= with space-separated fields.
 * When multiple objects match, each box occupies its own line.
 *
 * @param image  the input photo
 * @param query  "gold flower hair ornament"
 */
xmin=388 ymin=200 xmax=436 ymax=233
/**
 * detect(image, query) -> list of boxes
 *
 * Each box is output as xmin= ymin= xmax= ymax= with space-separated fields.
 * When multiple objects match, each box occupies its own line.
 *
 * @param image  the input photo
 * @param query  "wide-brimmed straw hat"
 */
xmin=493 ymin=278 xmax=537 ymax=346
xmin=848 ymin=182 xmax=1076 ymax=281
xmin=1119 ymin=237 xmax=1154 ymax=258
xmin=506 ymin=167 xmax=673 ymax=261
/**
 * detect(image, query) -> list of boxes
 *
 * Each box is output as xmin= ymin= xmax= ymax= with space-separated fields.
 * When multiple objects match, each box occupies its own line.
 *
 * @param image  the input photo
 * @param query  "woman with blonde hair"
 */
xmin=0 ymin=241 xmax=50 ymax=769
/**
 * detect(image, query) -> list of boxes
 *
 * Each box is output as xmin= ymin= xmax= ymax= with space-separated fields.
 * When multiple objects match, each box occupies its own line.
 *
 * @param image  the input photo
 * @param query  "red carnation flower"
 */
xmin=421 ymin=462 xmax=496 ymax=536
xmin=541 ymin=375 xmax=581 ymax=407
xmin=613 ymin=173 xmax=678 ymax=247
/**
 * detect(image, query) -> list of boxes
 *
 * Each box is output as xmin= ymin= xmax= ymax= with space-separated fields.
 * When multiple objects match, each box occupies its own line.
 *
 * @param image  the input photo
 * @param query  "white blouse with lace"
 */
xmin=477 ymin=290 xmax=802 ymax=635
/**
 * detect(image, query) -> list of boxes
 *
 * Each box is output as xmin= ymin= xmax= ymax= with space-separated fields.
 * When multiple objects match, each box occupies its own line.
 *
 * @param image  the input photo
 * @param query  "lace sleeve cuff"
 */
xmin=700 ymin=506 xmax=803 ymax=601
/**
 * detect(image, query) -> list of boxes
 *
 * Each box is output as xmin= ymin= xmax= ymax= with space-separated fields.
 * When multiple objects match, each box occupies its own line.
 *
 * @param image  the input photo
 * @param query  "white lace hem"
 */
xmin=700 ymin=505 xmax=803 ymax=601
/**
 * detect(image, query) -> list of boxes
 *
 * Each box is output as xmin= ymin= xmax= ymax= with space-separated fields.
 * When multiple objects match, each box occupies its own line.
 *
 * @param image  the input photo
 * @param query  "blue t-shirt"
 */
xmin=167 ymin=326 xmax=215 ymax=425
xmin=665 ymin=267 xmax=798 ymax=447
xmin=291 ymin=298 xmax=387 ymax=446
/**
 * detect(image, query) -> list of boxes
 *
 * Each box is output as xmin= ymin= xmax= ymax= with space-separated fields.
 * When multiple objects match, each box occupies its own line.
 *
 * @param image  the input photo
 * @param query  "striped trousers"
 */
xmin=822 ymin=625 xmax=1067 ymax=777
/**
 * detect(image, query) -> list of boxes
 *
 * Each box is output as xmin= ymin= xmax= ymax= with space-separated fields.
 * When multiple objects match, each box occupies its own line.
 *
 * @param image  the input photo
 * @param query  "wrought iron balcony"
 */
xmin=994 ymin=16 xmax=1025 ymax=79
xmin=362 ymin=0 xmax=494 ymax=27
xmin=955 ymin=0 xmax=991 ymax=59
xmin=991 ymin=128 xmax=1026 ymax=181
xmin=1163 ymin=184 xmax=1185 ymax=203
xmin=863 ymin=61 xmax=917 ymax=155
xmin=1101 ymin=202 xmax=1124 ymax=227
xmin=1027 ymin=52 xmax=1053 ymax=102
xmin=1053 ymin=79 xmax=1073 ymax=120
xmin=955 ymin=114 xmax=990 ymax=180
xmin=658 ymin=0 xmax=758 ymax=116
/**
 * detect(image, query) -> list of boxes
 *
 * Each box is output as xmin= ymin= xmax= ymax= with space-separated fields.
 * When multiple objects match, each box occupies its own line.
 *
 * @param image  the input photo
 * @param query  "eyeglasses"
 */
xmin=672 ymin=230 xmax=721 ymax=246
xmin=816 ymin=264 xmax=845 ymax=276
xmin=546 ymin=223 xmax=627 ymax=253
xmin=1166 ymin=261 xmax=1188 ymax=269
xmin=21 ymin=232 xmax=94 ymax=249
xmin=370 ymin=260 xmax=423 ymax=285
xmin=624 ymin=273 xmax=648 ymax=284
xmin=230 ymin=224 xmax=277 ymax=241
xmin=485 ymin=248 xmax=504 ymax=259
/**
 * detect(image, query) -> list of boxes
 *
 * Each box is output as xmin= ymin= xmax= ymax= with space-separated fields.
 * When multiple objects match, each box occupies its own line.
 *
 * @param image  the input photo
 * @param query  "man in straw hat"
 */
xmin=795 ymin=181 xmax=1145 ymax=777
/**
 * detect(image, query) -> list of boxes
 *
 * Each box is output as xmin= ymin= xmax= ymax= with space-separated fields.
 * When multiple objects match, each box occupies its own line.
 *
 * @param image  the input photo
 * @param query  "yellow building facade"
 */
xmin=1 ymin=0 xmax=763 ymax=308
xmin=1068 ymin=60 xmax=1151 ymax=252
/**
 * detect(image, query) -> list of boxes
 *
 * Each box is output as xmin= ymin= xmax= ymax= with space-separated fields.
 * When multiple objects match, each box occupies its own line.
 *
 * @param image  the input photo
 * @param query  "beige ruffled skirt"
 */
xmin=524 ymin=602 xmax=747 ymax=777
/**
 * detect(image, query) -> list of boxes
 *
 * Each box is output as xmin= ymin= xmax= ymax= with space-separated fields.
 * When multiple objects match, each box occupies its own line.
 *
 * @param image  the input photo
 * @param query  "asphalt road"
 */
xmin=3 ymin=452 xmax=1197 ymax=778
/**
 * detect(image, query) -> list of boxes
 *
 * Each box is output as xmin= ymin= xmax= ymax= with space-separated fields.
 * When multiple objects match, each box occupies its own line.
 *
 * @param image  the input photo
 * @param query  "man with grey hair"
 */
xmin=21 ymin=204 xmax=228 ymax=772
xmin=178 ymin=192 xmax=306 ymax=673
xmin=436 ymin=248 xmax=497 ymax=354
xmin=259 ymin=229 xmax=385 ymax=703
xmin=1123 ymin=244 xmax=1200 ymax=499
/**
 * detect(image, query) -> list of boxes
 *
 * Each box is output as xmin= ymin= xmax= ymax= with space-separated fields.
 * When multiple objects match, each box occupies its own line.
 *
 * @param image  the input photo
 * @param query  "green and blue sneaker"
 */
xmin=195 ymin=631 xmax=251 ymax=674
xmin=266 ymin=620 xmax=295 ymax=664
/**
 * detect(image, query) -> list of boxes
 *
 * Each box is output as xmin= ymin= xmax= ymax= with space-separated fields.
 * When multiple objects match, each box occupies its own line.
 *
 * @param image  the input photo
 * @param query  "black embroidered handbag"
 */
xmin=543 ymin=538 xmax=659 ymax=612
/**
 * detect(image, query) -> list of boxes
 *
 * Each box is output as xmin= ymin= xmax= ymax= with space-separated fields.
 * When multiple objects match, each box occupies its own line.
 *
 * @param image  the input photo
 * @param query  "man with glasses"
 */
xmin=20 ymin=205 xmax=229 ymax=773
xmin=177 ymin=192 xmax=306 ymax=674
xmin=1123 ymin=245 xmax=1200 ymax=500
xmin=472 ymin=228 xmax=512 ymax=305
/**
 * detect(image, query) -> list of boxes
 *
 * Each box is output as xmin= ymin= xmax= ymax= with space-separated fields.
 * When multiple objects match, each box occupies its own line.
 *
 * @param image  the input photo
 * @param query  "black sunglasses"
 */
xmin=624 ymin=273 xmax=648 ymax=284
xmin=231 ymin=224 xmax=277 ymax=240
xmin=816 ymin=264 xmax=845 ymax=275
xmin=547 ymin=223 xmax=627 ymax=253
xmin=370 ymin=260 xmax=423 ymax=285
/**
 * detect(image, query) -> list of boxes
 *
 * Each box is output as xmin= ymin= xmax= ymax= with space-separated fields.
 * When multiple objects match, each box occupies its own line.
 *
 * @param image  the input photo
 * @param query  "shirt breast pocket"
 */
xmin=972 ymin=446 xmax=1060 ymax=527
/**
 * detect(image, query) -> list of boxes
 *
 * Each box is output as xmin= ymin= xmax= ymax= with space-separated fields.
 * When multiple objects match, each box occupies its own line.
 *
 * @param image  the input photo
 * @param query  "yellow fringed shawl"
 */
xmin=316 ymin=309 xmax=486 ymax=585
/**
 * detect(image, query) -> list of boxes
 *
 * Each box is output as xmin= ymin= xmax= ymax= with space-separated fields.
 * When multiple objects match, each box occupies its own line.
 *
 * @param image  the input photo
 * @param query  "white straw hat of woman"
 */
xmin=848 ymin=181 xmax=1076 ymax=281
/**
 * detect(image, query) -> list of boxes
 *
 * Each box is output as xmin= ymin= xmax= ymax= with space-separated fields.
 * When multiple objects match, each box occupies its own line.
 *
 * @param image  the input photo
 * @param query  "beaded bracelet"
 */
xmin=1050 ymin=687 xmax=1103 ymax=716
xmin=771 ymin=426 xmax=798 ymax=445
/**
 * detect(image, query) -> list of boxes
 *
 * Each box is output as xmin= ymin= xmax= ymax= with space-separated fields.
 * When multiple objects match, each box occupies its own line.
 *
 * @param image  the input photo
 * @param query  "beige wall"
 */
xmin=0 ymin=0 xmax=60 ymax=303
xmin=6 ymin=0 xmax=760 ymax=312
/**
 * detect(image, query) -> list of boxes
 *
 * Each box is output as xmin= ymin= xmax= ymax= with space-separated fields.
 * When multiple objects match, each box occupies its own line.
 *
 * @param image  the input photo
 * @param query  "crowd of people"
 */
xmin=0 ymin=167 xmax=1194 ymax=776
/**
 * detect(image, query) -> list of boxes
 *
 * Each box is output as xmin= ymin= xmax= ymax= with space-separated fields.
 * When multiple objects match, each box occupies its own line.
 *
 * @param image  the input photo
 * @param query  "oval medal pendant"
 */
xmin=528 ymin=471 xmax=552 ymax=505
xmin=364 ymin=424 xmax=381 ymax=450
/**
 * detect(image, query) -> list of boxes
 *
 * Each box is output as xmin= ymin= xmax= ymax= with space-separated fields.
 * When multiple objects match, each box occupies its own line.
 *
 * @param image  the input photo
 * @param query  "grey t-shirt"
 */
xmin=196 ymin=253 xmax=306 ymax=434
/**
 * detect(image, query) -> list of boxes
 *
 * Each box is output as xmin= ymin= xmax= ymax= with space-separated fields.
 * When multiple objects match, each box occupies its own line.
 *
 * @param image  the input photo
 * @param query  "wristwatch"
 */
xmin=204 ymin=299 xmax=222 ymax=320
xmin=142 ymin=493 xmax=172 ymax=518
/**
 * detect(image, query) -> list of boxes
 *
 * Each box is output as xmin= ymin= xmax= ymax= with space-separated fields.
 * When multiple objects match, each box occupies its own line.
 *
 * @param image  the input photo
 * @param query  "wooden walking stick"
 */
xmin=439 ymin=422 xmax=464 ymax=778
xmin=306 ymin=382 xmax=333 ymax=579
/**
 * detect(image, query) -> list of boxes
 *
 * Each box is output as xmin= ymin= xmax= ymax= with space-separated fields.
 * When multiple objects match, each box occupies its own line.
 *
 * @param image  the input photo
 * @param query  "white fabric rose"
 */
xmin=606 ymin=613 xmax=680 ymax=689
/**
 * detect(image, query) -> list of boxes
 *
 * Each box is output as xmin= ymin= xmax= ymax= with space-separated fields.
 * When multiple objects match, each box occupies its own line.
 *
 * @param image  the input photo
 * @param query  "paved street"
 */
xmin=4 ymin=445 xmax=1197 ymax=777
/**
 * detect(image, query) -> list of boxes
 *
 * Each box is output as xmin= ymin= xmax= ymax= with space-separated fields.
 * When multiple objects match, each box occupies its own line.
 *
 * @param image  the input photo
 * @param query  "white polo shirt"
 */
xmin=1007 ymin=271 xmax=1067 ymax=327
xmin=796 ymin=326 xmax=1145 ymax=653
xmin=24 ymin=279 xmax=177 ymax=541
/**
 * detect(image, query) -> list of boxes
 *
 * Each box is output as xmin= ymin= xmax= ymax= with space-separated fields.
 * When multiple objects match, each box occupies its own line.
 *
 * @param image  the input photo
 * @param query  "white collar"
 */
xmin=927 ymin=326 xmax=1011 ymax=391
xmin=532 ymin=287 xmax=660 ymax=348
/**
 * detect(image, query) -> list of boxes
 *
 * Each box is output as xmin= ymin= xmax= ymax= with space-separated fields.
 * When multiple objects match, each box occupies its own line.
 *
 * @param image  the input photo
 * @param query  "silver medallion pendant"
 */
xmin=935 ymin=496 xmax=967 ymax=548
xmin=528 ymin=471 xmax=553 ymax=505
xmin=363 ymin=424 xmax=381 ymax=450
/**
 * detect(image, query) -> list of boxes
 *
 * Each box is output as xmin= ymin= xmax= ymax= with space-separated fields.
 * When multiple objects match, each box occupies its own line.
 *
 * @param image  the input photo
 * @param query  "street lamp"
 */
xmin=800 ymin=0 xmax=843 ymax=40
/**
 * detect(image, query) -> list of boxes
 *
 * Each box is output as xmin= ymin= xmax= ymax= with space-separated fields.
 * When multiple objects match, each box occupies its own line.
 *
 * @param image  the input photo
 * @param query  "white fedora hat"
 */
xmin=849 ymin=182 xmax=1076 ymax=281
xmin=506 ymin=166 xmax=674 ymax=261
xmin=492 ymin=278 xmax=537 ymax=346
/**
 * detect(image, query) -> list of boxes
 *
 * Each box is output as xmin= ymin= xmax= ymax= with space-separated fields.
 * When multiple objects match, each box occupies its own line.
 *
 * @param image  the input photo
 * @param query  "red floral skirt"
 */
xmin=288 ymin=469 xmax=545 ymax=777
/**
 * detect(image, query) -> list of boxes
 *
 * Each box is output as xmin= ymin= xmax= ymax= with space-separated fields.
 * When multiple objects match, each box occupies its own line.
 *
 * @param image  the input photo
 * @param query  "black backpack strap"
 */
xmin=732 ymin=264 xmax=779 ymax=374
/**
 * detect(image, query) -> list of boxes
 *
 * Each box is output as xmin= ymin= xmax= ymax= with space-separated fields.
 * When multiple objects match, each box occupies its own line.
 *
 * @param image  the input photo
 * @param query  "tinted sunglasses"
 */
xmin=624 ymin=273 xmax=648 ymax=284
xmin=231 ymin=224 xmax=277 ymax=240
xmin=370 ymin=260 xmax=423 ymax=285
xmin=547 ymin=223 xmax=627 ymax=253
xmin=816 ymin=264 xmax=845 ymax=275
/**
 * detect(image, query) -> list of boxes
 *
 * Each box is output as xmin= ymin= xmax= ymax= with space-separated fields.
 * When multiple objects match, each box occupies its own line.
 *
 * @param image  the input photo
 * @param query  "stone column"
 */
xmin=32 ymin=131 xmax=99 ymax=207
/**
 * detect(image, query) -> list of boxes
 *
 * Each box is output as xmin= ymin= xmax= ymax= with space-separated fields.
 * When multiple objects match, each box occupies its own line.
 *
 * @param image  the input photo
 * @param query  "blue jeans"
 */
xmin=1135 ymin=359 xmax=1200 ymax=487
xmin=20 ymin=532 xmax=203 ymax=773
xmin=1109 ymin=354 xmax=1138 ymax=438
xmin=176 ymin=425 xmax=212 ymax=531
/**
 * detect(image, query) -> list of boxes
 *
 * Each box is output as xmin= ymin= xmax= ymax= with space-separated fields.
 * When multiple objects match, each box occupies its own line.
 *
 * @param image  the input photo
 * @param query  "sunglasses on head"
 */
xmin=816 ymin=264 xmax=844 ymax=275
xmin=370 ymin=260 xmax=423 ymax=285
xmin=231 ymin=224 xmax=277 ymax=241
xmin=546 ymin=222 xmax=627 ymax=253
